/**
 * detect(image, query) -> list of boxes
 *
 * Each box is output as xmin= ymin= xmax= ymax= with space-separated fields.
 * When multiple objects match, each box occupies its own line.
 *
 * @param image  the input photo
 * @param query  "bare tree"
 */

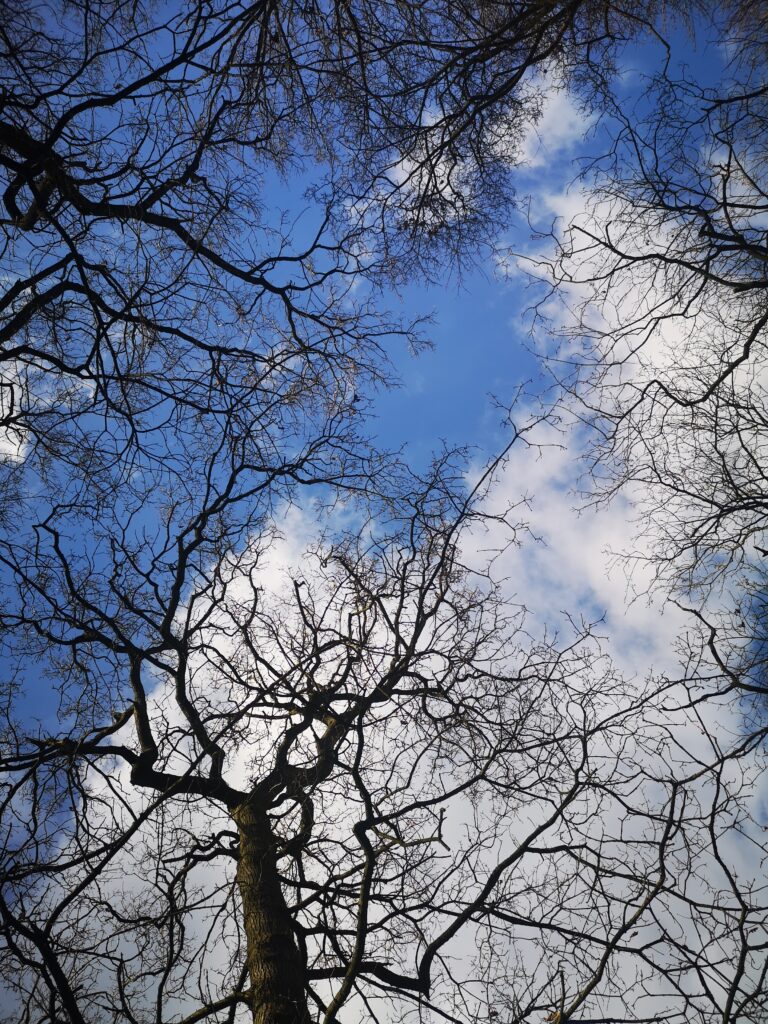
xmin=2 ymin=445 xmax=765 ymax=1024
xmin=0 ymin=3 xmax=766 ymax=1024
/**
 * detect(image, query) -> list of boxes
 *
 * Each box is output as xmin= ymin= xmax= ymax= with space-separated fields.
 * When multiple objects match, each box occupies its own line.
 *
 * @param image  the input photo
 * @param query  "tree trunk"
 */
xmin=233 ymin=800 xmax=311 ymax=1024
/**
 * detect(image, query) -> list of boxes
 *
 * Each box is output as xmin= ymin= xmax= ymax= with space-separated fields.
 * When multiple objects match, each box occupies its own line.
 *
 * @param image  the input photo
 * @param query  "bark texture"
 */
xmin=234 ymin=801 xmax=311 ymax=1024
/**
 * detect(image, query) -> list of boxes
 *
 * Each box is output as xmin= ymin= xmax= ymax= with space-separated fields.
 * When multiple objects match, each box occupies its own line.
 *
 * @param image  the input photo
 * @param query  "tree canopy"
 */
xmin=0 ymin=3 xmax=766 ymax=1024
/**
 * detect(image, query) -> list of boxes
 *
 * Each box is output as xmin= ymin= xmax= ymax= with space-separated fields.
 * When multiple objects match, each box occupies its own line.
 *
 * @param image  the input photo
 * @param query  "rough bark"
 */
xmin=233 ymin=800 xmax=311 ymax=1024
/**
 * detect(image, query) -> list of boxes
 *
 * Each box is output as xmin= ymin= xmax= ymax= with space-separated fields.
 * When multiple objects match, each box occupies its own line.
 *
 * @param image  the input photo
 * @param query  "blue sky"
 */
xmin=369 ymin=269 xmax=537 ymax=458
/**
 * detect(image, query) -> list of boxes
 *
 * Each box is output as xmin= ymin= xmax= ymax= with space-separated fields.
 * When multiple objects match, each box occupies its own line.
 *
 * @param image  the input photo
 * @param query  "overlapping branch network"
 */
xmin=0 ymin=3 xmax=765 ymax=1024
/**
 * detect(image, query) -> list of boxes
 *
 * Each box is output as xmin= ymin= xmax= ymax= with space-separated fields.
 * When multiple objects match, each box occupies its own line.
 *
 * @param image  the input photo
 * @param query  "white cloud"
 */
xmin=518 ymin=87 xmax=593 ymax=169
xmin=469 ymin=427 xmax=689 ymax=677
